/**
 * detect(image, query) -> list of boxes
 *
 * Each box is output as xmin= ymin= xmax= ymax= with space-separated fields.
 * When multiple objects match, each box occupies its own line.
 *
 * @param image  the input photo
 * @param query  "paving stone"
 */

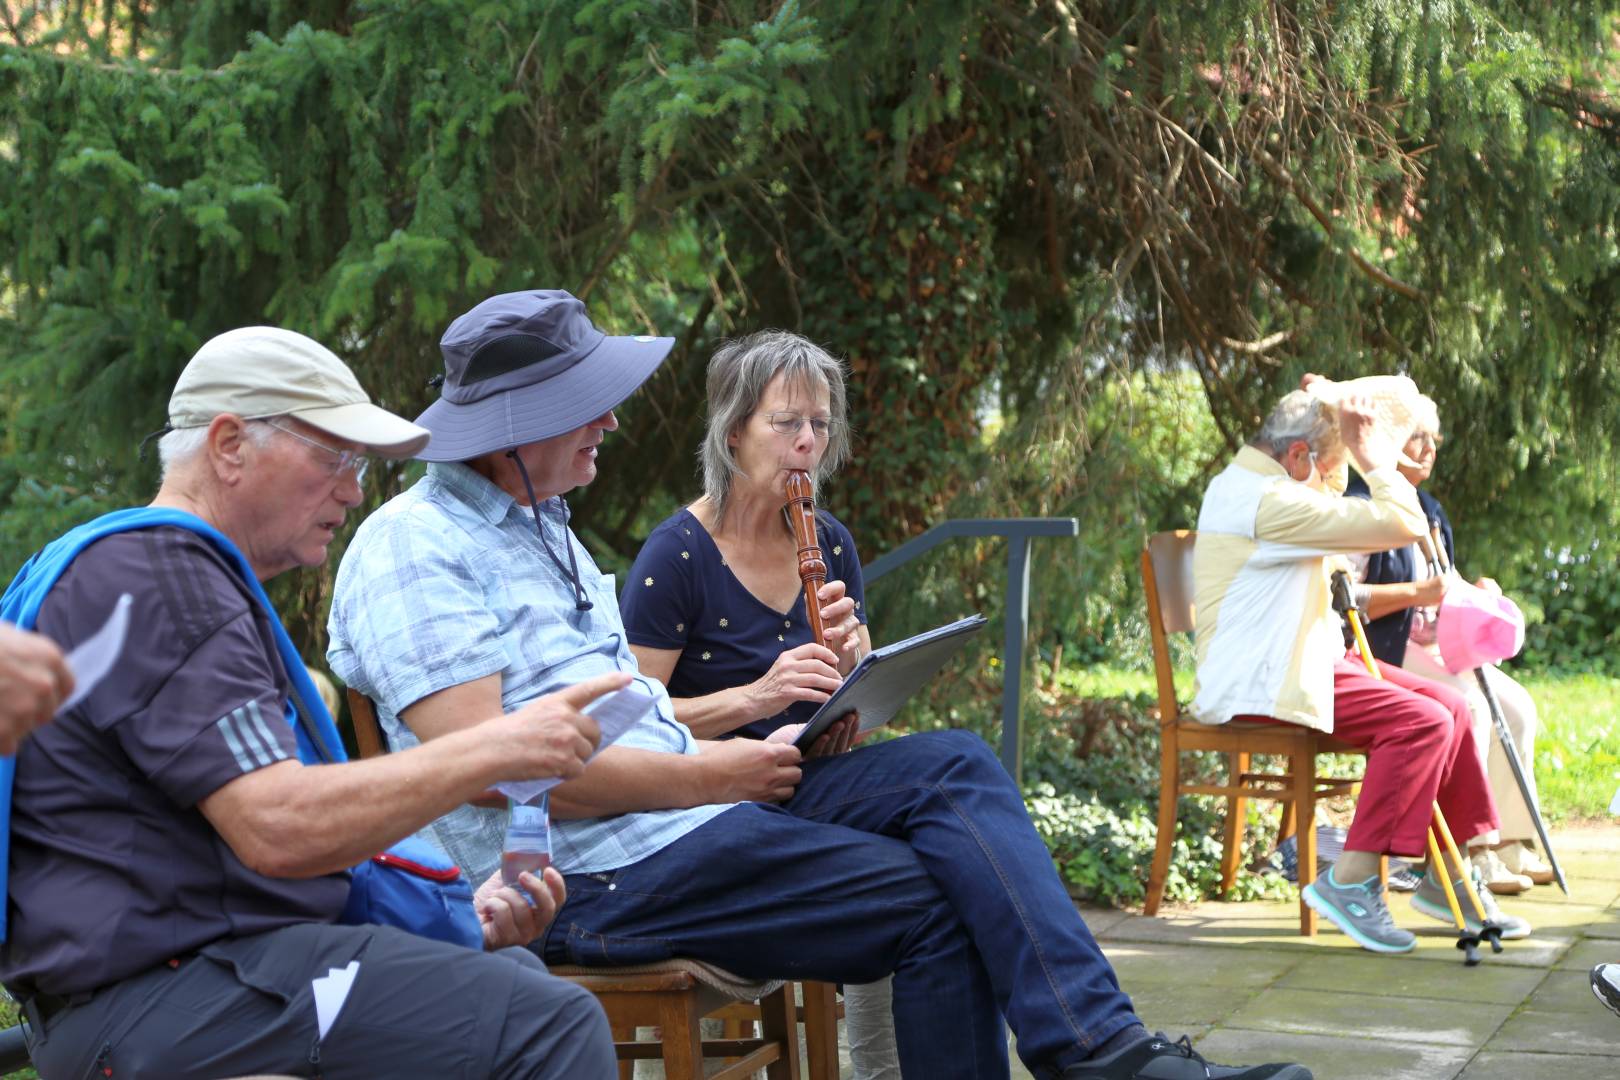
xmin=1554 ymin=826 xmax=1620 ymax=850
xmin=1556 ymin=938 xmax=1620 ymax=971
xmin=1456 ymin=1050 xmax=1620 ymax=1079
xmin=1583 ymin=916 xmax=1620 ymax=940
xmin=1488 ymin=899 xmax=1614 ymax=933
xmin=1484 ymin=1007 xmax=1620 ymax=1056
xmin=1100 ymin=942 xmax=1302 ymax=988
xmin=1524 ymin=969 xmax=1601 ymax=1012
xmin=1399 ymin=930 xmax=1574 ymax=970
xmin=1555 ymin=855 xmax=1620 ymax=883
xmin=1094 ymin=827 xmax=1620 ymax=1080
xmin=1075 ymin=903 xmax=1131 ymax=936
xmin=1192 ymin=1028 xmax=1471 ymax=1080
xmin=1273 ymin=952 xmax=1547 ymax=1005
xmin=1221 ymin=986 xmax=1511 ymax=1046
xmin=1127 ymin=981 xmax=1261 ymax=1029
xmin=1507 ymin=877 xmax=1620 ymax=908
xmin=1101 ymin=907 xmax=1365 ymax=953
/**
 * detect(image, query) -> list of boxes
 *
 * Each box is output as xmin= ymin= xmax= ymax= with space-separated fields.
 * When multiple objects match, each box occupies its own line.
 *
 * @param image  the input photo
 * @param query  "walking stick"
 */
xmin=1421 ymin=528 xmax=1569 ymax=894
xmin=1330 ymin=570 xmax=1501 ymax=963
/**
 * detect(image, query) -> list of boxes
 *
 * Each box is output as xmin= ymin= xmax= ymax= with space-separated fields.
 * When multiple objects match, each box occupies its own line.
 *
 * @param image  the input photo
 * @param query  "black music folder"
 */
xmin=792 ymin=614 xmax=988 ymax=748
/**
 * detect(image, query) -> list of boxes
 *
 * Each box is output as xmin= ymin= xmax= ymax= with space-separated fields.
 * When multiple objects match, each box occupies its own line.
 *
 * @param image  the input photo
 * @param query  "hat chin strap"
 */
xmin=506 ymin=450 xmax=593 ymax=612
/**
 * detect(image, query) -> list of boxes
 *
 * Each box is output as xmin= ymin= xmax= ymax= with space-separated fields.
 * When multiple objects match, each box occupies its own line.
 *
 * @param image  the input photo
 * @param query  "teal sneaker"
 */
xmin=1301 ymin=866 xmax=1416 ymax=954
xmin=1410 ymin=864 xmax=1533 ymax=940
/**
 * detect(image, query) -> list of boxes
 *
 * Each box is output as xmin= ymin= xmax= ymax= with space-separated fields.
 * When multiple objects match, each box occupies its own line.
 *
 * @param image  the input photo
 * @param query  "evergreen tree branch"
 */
xmin=1250 ymin=147 xmax=1426 ymax=303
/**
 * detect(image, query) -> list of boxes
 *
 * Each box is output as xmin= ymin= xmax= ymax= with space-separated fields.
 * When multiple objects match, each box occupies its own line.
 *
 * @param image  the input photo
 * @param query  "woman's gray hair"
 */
xmin=1251 ymin=390 xmax=1343 ymax=460
xmin=700 ymin=331 xmax=851 ymax=524
xmin=157 ymin=417 xmax=277 ymax=478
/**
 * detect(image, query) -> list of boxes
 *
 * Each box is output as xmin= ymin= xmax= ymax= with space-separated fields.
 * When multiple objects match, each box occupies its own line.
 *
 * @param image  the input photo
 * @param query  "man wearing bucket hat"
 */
xmin=0 ymin=326 xmax=621 ymax=1079
xmin=1192 ymin=378 xmax=1526 ymax=957
xmin=1347 ymin=397 xmax=1552 ymax=896
xmin=328 ymin=289 xmax=1314 ymax=1080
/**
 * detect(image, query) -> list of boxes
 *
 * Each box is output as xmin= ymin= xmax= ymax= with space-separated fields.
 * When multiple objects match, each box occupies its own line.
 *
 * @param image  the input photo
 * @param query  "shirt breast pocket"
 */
xmin=579 ymin=572 xmax=620 ymax=634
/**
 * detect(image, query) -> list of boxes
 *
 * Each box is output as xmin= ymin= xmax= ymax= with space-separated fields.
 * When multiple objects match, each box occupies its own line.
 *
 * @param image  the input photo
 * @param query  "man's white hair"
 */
xmin=1409 ymin=393 xmax=1441 ymax=439
xmin=157 ymin=418 xmax=278 ymax=479
xmin=1251 ymin=390 xmax=1343 ymax=460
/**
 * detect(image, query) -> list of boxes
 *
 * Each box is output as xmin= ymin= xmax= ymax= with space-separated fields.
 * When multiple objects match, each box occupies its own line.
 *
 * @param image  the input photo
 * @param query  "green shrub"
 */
xmin=896 ymin=659 xmax=1294 ymax=908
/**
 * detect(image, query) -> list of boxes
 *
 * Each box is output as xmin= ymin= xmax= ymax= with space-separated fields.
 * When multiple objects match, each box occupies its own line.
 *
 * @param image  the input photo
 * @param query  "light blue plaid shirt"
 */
xmin=327 ymin=462 xmax=732 ymax=882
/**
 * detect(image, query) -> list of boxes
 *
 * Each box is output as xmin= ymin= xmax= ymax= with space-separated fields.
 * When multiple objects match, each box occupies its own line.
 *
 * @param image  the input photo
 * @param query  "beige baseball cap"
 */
xmin=168 ymin=327 xmax=431 ymax=458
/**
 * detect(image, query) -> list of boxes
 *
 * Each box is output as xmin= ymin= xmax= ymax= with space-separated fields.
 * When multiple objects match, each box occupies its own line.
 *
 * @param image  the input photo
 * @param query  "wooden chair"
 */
xmin=547 ymin=960 xmax=799 ymax=1080
xmin=346 ymin=690 xmax=838 ymax=1079
xmin=1140 ymin=530 xmax=1374 ymax=936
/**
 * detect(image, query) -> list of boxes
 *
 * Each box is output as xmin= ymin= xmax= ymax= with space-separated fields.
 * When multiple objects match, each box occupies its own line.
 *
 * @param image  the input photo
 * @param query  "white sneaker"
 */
xmin=1472 ymin=849 xmax=1532 ymax=895
xmin=1498 ymin=841 xmax=1556 ymax=885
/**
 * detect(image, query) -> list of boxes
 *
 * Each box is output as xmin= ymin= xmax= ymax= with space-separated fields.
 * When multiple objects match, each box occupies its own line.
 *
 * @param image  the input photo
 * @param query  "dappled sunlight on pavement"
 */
xmin=1063 ymin=826 xmax=1620 ymax=1080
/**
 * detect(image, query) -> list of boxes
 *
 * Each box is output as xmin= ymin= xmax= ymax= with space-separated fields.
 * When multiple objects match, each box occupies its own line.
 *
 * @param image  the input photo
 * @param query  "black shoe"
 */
xmin=1059 ymin=1033 xmax=1313 ymax=1079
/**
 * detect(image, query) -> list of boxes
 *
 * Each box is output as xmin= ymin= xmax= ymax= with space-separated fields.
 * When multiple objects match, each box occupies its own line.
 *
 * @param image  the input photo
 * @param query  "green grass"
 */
xmin=1518 ymin=670 xmax=1620 ymax=823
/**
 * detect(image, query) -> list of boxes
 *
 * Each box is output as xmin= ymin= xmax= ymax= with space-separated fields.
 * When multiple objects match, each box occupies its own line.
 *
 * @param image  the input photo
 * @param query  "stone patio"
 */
xmin=997 ymin=825 xmax=1620 ymax=1080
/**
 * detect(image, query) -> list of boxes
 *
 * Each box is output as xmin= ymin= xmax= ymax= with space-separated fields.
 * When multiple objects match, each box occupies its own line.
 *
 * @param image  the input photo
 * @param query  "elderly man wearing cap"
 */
xmin=1192 ymin=379 xmax=1527 ymax=958
xmin=0 ymin=327 xmax=623 ymax=1079
xmin=328 ymin=290 xmax=1313 ymax=1080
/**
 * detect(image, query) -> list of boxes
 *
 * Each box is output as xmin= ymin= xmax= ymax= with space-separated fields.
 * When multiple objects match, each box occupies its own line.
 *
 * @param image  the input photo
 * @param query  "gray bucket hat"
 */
xmin=415 ymin=290 xmax=674 ymax=462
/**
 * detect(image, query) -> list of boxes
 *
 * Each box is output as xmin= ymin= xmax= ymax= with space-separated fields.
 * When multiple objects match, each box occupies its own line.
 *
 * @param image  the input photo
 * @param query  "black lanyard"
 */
xmin=506 ymin=451 xmax=593 ymax=611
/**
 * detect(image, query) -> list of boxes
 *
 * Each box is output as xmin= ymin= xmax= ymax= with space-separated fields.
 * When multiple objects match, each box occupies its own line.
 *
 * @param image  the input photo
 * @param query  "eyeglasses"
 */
xmin=762 ymin=412 xmax=838 ymax=439
xmin=264 ymin=420 xmax=371 ymax=485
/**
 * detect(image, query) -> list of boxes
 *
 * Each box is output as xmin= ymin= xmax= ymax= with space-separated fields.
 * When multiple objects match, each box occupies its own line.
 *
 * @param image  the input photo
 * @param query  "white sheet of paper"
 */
xmin=1609 ymin=784 xmax=1620 ymax=817
xmin=312 ymin=959 xmax=360 ymax=1040
xmin=494 ymin=681 xmax=658 ymax=805
xmin=57 ymin=593 xmax=133 ymax=715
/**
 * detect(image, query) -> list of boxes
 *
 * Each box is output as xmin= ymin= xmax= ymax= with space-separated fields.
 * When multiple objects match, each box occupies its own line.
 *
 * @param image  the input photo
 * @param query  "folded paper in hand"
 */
xmin=793 ymin=615 xmax=987 ymax=749
xmin=495 ymin=680 xmax=657 ymax=805
xmin=58 ymin=593 xmax=133 ymax=715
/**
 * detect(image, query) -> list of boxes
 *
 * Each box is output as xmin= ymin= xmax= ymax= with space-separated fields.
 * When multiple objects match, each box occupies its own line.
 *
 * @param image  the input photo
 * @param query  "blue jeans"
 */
xmin=541 ymin=730 xmax=1139 ymax=1078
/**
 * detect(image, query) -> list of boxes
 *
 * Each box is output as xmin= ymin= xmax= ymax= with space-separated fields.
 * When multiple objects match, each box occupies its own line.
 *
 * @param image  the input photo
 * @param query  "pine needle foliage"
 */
xmin=3 ymin=1 xmax=1620 ymax=667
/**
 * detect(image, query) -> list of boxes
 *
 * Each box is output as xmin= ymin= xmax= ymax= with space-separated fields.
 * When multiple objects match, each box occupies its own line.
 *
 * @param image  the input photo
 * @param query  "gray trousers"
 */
xmin=23 ymin=922 xmax=614 ymax=1079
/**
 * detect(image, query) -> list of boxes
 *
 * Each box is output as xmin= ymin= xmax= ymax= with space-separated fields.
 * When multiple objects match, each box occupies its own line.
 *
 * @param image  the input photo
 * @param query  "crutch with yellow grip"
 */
xmin=1329 ymin=569 xmax=1503 ymax=965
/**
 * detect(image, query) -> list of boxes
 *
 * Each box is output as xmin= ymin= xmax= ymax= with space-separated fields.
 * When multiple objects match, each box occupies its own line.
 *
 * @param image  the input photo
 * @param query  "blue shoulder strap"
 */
xmin=0 ymin=507 xmax=349 ymax=940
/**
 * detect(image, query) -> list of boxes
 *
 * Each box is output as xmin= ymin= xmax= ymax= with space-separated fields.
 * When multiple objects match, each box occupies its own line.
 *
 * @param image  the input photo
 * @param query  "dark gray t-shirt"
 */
xmin=1 ymin=527 xmax=349 ymax=996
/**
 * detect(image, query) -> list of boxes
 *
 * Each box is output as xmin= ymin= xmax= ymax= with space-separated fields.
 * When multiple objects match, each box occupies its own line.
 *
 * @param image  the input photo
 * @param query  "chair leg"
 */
xmin=1278 ymin=799 xmax=1297 ymax=843
xmin=801 ymin=981 xmax=840 ymax=1080
xmin=657 ymin=991 xmax=704 ymax=1080
xmin=1219 ymin=751 xmax=1250 ymax=895
xmin=610 ymin=1021 xmax=636 ymax=1080
xmin=758 ymin=984 xmax=803 ymax=1080
xmin=1293 ymin=752 xmax=1318 ymax=937
xmin=721 ymin=1014 xmax=750 ymax=1067
xmin=1145 ymin=730 xmax=1180 ymax=916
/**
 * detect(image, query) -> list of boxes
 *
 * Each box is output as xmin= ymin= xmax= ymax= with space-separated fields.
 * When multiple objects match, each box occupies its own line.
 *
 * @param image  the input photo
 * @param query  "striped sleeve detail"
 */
xmin=215 ymin=701 xmax=290 ymax=773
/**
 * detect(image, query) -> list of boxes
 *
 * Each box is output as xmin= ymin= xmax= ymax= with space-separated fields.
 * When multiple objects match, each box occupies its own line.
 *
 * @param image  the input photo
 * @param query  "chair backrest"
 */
xmin=346 ymin=688 xmax=388 ymax=759
xmin=1140 ymin=530 xmax=1197 ymax=727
